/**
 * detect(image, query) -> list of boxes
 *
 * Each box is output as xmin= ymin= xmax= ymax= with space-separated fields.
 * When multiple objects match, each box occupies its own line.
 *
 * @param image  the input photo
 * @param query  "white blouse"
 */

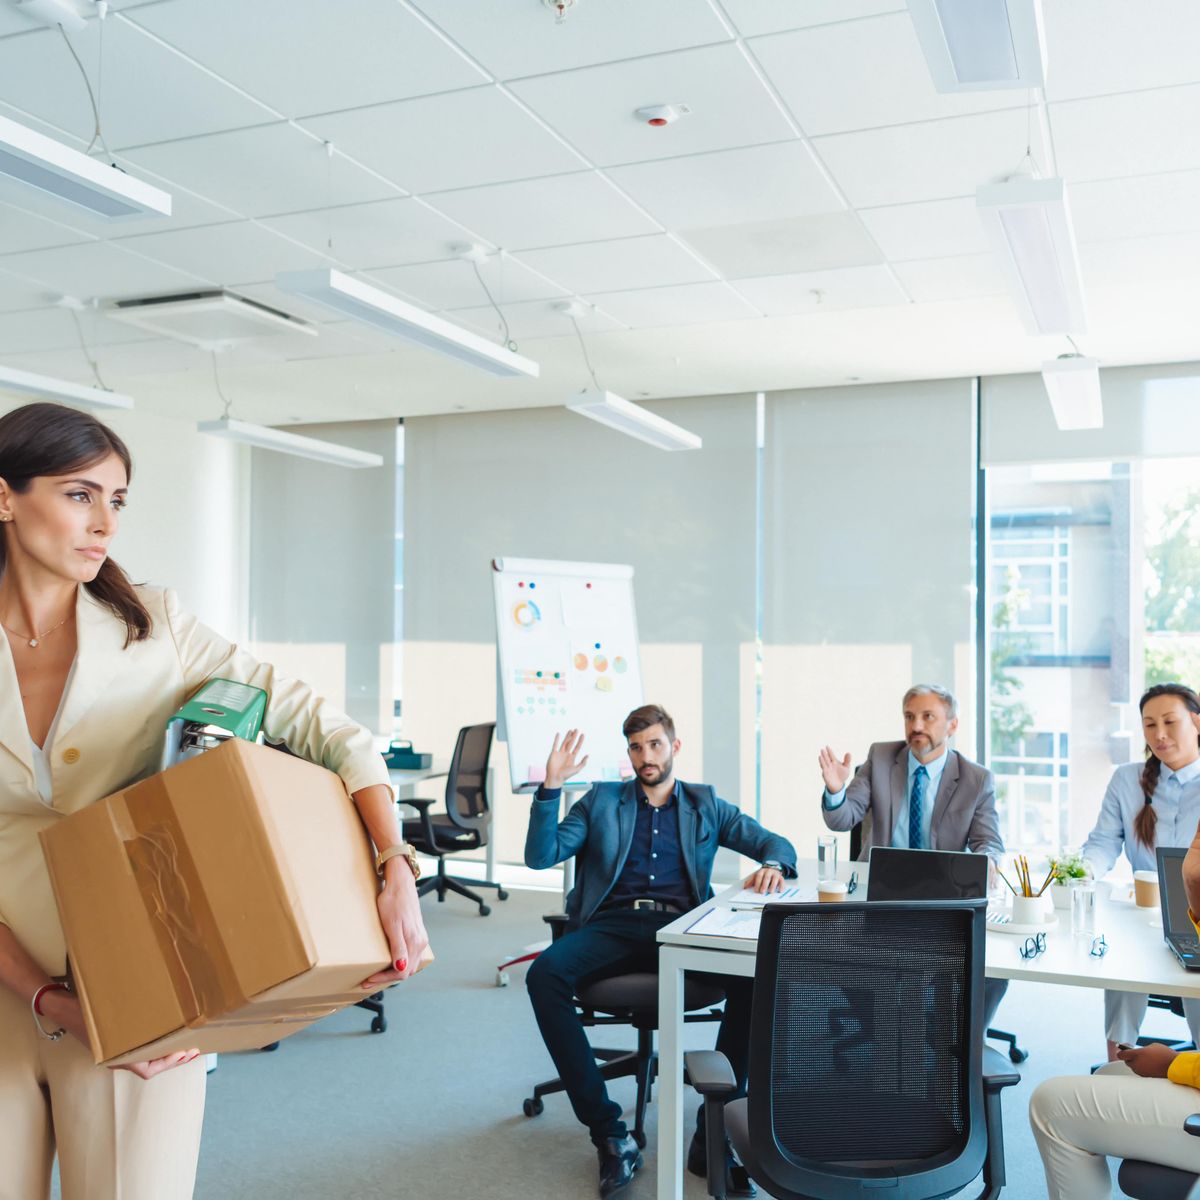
xmin=28 ymin=658 xmax=76 ymax=807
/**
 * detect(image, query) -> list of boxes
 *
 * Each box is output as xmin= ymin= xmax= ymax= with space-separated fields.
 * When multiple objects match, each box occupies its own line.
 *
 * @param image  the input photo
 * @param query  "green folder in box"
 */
xmin=161 ymin=678 xmax=268 ymax=769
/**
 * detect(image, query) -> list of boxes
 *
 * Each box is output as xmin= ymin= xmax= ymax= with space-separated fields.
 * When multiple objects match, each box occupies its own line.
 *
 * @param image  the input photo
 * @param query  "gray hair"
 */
xmin=902 ymin=684 xmax=957 ymax=719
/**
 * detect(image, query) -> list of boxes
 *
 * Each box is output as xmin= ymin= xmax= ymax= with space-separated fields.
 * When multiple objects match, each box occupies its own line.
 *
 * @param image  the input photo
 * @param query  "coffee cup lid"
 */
xmin=1133 ymin=870 xmax=1159 ymax=882
xmin=818 ymin=880 xmax=848 ymax=893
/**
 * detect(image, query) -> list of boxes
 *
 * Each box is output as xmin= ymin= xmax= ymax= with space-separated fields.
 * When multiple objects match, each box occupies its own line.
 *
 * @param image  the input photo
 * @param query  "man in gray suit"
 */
xmin=819 ymin=683 xmax=1008 ymax=1022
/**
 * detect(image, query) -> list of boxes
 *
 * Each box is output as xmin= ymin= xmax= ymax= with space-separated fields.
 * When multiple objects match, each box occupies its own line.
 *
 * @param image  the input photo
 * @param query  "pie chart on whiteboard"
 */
xmin=513 ymin=600 xmax=542 ymax=629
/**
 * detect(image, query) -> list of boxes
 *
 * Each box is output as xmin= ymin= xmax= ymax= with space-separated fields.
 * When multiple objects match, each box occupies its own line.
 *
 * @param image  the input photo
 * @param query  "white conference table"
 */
xmin=654 ymin=859 xmax=1200 ymax=1200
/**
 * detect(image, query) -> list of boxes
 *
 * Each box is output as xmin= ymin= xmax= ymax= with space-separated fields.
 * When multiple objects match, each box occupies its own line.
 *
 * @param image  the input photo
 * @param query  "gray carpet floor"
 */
xmin=77 ymin=888 xmax=1172 ymax=1198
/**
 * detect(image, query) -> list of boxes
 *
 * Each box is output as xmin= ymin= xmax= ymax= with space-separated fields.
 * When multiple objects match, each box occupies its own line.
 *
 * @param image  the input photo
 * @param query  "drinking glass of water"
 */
xmin=1070 ymin=880 xmax=1097 ymax=938
xmin=817 ymin=836 xmax=838 ymax=882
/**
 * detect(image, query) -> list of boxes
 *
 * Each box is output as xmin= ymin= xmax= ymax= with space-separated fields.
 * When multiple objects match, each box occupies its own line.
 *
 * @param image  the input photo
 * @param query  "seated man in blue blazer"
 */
xmin=525 ymin=703 xmax=797 ymax=1200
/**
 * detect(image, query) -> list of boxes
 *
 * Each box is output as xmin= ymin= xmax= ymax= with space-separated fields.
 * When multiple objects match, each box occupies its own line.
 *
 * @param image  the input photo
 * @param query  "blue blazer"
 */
xmin=525 ymin=780 xmax=797 ymax=925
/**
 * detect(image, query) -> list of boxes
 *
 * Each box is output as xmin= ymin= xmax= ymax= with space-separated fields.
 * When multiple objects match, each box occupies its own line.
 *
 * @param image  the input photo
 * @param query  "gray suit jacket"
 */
xmin=820 ymin=740 xmax=1004 ymax=861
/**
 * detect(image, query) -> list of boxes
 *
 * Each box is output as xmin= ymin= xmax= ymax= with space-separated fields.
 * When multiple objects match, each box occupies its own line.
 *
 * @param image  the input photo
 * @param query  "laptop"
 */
xmin=866 ymin=845 xmax=989 ymax=902
xmin=1156 ymin=847 xmax=1200 ymax=971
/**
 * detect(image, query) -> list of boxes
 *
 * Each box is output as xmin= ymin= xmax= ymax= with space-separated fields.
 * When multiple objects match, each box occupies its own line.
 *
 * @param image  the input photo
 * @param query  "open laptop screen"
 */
xmin=867 ymin=846 xmax=988 ymax=902
xmin=1157 ymin=846 xmax=1194 ymax=936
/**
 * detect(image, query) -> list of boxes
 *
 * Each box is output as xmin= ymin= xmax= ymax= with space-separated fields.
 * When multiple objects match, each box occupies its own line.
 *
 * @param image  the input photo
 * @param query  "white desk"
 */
xmin=654 ymin=861 xmax=1200 ymax=1200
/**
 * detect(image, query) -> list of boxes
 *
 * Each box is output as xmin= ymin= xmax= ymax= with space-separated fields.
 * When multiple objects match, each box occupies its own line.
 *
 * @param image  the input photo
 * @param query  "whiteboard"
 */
xmin=493 ymin=557 xmax=644 ymax=792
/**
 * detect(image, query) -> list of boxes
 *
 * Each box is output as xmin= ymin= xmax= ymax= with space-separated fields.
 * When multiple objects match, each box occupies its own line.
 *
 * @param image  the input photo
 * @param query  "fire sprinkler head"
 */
xmin=634 ymin=104 xmax=692 ymax=127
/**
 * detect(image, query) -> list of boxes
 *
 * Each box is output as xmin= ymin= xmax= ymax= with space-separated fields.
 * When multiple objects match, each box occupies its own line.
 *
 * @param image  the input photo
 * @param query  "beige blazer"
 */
xmin=0 ymin=585 xmax=390 ymax=976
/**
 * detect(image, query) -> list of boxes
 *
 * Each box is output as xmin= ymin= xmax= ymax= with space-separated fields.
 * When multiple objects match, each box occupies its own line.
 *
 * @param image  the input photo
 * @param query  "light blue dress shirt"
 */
xmin=823 ymin=747 xmax=949 ymax=849
xmin=1082 ymin=758 xmax=1200 ymax=875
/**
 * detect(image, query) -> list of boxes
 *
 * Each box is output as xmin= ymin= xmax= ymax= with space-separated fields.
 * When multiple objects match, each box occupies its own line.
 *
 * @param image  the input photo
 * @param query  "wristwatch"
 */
xmin=762 ymin=860 xmax=782 ymax=872
xmin=375 ymin=842 xmax=421 ymax=881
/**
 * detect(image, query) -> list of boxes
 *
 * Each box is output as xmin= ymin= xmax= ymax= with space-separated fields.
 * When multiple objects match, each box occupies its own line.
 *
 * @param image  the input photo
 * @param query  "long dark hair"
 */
xmin=0 ymin=402 xmax=151 ymax=646
xmin=1136 ymin=683 xmax=1200 ymax=849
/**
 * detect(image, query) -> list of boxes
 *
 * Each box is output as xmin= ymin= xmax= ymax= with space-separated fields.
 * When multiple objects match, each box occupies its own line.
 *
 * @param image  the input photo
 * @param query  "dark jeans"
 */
xmin=526 ymin=909 xmax=753 ymax=1143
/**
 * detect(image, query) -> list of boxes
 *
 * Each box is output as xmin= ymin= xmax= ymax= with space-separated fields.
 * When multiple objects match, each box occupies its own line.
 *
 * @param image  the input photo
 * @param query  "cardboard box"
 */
xmin=40 ymin=739 xmax=393 ymax=1065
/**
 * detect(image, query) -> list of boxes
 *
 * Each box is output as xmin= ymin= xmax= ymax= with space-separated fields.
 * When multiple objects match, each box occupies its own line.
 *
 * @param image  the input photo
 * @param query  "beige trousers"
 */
xmin=0 ymin=984 xmax=206 ymax=1200
xmin=1030 ymin=1060 xmax=1200 ymax=1199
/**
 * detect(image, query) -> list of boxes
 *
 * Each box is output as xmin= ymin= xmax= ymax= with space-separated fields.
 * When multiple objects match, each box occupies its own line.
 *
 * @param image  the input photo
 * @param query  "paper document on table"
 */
xmin=727 ymin=885 xmax=818 ymax=910
xmin=685 ymin=907 xmax=763 ymax=940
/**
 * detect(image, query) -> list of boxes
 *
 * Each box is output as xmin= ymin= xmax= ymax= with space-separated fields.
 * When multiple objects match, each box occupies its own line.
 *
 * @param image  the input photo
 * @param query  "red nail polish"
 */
xmin=395 ymin=958 xmax=407 ymax=972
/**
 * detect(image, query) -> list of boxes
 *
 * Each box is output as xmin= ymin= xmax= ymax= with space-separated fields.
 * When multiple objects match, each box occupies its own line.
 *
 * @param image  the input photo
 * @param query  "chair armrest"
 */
xmin=403 ymin=797 xmax=436 ymax=809
xmin=542 ymin=912 xmax=571 ymax=942
xmin=400 ymin=797 xmax=439 ymax=846
xmin=983 ymin=1046 xmax=1021 ymax=1091
xmin=685 ymin=1050 xmax=738 ymax=1098
xmin=1184 ymin=1114 xmax=1200 ymax=1137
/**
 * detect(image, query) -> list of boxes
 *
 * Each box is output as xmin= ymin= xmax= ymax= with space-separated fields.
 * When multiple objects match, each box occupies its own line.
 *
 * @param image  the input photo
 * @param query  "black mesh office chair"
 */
xmin=403 ymin=722 xmax=507 ymax=916
xmin=1119 ymin=1115 xmax=1200 ymax=1199
xmin=687 ymin=900 xmax=1020 ymax=1200
xmin=849 ymin=818 xmax=1027 ymax=1063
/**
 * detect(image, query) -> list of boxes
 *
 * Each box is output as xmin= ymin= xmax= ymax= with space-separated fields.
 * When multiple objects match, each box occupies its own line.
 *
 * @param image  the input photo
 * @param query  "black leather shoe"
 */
xmin=597 ymin=1133 xmax=643 ymax=1198
xmin=687 ymin=1128 xmax=757 ymax=1197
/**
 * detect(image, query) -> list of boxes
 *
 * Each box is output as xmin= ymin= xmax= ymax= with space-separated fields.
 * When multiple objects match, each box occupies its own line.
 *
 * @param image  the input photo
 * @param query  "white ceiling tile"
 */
xmin=130 ymin=0 xmax=487 ymax=118
xmin=1081 ymin=232 xmax=1200 ymax=289
xmin=123 ymin=124 xmax=399 ymax=217
xmin=368 ymin=254 xmax=566 ymax=311
xmin=858 ymin=197 xmax=991 ymax=261
xmin=0 ymin=305 xmax=151 ymax=354
xmin=1071 ymin=171 xmax=1200 ymax=244
xmin=723 ymin=0 xmax=905 ymax=38
xmin=680 ymin=212 xmax=882 ymax=277
xmin=86 ymin=336 xmax=209 ymax=376
xmin=731 ymin=265 xmax=907 ymax=314
xmin=0 ymin=199 xmax=94 ymax=254
xmin=890 ymin=255 xmax=1007 ymax=303
xmin=114 ymin=221 xmax=332 ymax=287
xmin=608 ymin=141 xmax=843 ymax=228
xmin=510 ymin=43 xmax=795 ymax=167
xmin=302 ymin=88 xmax=583 ymax=194
xmin=427 ymin=172 xmax=658 ymax=250
xmin=1043 ymin=0 xmax=1200 ymax=102
xmin=1051 ymin=87 xmax=1200 ymax=183
xmin=449 ymin=299 xmax=622 ymax=341
xmin=814 ymin=108 xmax=1051 ymax=208
xmin=582 ymin=282 xmax=759 ymax=328
xmin=752 ymin=14 xmax=1018 ymax=137
xmin=0 ymin=240 xmax=196 ymax=299
xmin=260 ymin=199 xmax=482 ymax=270
xmin=0 ymin=19 xmax=272 ymax=149
xmin=0 ymin=267 xmax=46 ymax=312
xmin=408 ymin=0 xmax=731 ymax=80
xmin=516 ymin=235 xmax=715 ymax=294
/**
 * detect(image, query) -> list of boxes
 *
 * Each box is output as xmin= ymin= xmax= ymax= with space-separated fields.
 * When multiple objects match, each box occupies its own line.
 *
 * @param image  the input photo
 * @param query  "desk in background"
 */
xmin=654 ymin=859 xmax=1200 ymax=1200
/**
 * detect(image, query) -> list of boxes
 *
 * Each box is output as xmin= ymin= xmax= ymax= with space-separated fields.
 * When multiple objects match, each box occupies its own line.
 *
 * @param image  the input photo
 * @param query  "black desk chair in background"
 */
xmin=403 ymin=721 xmax=507 ymax=916
xmin=687 ymin=900 xmax=1020 ymax=1200
xmin=849 ymin=818 xmax=1028 ymax=1064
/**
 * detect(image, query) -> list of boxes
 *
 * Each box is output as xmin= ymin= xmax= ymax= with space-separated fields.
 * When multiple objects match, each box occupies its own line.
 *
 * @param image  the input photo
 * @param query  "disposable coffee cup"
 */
xmin=1134 ymin=870 xmax=1160 ymax=909
xmin=817 ymin=880 xmax=848 ymax=904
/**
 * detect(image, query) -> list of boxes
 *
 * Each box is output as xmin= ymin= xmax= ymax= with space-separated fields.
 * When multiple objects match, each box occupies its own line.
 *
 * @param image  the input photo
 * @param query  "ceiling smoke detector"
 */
xmin=106 ymin=289 xmax=316 ymax=349
xmin=634 ymin=104 xmax=691 ymax=127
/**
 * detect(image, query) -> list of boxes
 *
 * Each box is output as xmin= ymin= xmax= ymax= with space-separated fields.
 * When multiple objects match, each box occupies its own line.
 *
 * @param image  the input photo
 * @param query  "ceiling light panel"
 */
xmin=0 ymin=363 xmax=133 ymax=410
xmin=566 ymin=389 xmax=701 ymax=451
xmin=906 ymin=0 xmax=1046 ymax=92
xmin=509 ymin=43 xmax=794 ymax=167
xmin=1041 ymin=356 xmax=1102 ymax=430
xmin=197 ymin=418 xmax=383 ymax=468
xmin=277 ymin=268 xmax=539 ymax=378
xmin=977 ymin=176 xmax=1087 ymax=335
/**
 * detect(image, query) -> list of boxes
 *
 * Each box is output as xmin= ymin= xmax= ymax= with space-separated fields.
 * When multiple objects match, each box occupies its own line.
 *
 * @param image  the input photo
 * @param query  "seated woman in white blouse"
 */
xmin=1082 ymin=683 xmax=1200 ymax=1060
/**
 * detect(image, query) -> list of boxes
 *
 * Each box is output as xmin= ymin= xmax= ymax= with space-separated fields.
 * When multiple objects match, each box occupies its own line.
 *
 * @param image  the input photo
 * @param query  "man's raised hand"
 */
xmin=545 ymin=729 xmax=589 ymax=790
xmin=818 ymin=746 xmax=852 ymax=795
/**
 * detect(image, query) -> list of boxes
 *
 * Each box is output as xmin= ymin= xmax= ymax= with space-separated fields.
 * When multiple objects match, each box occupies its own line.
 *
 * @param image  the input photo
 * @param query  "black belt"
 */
xmin=614 ymin=898 xmax=685 ymax=914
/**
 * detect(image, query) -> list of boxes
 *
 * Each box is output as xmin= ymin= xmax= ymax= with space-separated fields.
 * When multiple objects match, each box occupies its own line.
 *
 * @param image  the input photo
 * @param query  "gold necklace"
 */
xmin=0 ymin=613 xmax=70 ymax=649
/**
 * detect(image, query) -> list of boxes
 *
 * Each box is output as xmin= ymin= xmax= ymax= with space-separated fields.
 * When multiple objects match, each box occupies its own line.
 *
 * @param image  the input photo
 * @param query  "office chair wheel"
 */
xmin=495 ymin=970 xmax=509 ymax=987
xmin=497 ymin=888 xmax=509 ymax=901
xmin=479 ymin=904 xmax=492 ymax=916
xmin=523 ymin=1097 xmax=544 ymax=1118
xmin=371 ymin=1015 xmax=387 ymax=1034
xmin=1009 ymin=1045 xmax=1028 ymax=1064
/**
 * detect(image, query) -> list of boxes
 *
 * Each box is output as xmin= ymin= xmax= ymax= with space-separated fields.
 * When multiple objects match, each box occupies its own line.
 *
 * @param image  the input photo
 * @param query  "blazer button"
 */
xmin=62 ymin=748 xmax=81 ymax=765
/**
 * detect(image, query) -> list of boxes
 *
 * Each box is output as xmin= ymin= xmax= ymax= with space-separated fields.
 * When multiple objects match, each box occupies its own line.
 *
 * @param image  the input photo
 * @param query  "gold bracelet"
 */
xmin=31 ymin=981 xmax=69 ymax=1041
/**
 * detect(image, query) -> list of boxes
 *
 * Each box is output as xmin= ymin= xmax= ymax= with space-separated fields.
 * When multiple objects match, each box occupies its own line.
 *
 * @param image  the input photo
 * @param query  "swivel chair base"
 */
xmin=418 ymin=857 xmax=508 ymax=916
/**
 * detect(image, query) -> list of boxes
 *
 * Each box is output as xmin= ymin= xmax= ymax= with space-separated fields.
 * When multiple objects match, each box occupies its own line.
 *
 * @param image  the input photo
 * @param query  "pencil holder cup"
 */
xmin=1011 ymin=894 xmax=1047 ymax=926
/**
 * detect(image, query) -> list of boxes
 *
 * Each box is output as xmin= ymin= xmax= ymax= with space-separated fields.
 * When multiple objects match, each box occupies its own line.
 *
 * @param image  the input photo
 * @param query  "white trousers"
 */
xmin=0 ymin=983 xmax=206 ymax=1200
xmin=1105 ymin=988 xmax=1200 ymax=1046
xmin=1030 ymin=1060 xmax=1200 ymax=1200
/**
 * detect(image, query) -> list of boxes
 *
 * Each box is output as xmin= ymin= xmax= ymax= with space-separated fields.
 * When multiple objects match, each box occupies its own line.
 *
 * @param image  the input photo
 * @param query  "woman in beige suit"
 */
xmin=0 ymin=401 xmax=429 ymax=1200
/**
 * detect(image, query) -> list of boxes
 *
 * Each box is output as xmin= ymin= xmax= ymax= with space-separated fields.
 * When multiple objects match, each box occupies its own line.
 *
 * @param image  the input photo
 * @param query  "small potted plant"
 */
xmin=1047 ymin=849 xmax=1091 ymax=908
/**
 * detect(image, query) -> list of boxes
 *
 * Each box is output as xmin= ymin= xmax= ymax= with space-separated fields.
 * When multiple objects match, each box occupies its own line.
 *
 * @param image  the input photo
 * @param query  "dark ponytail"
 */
xmin=0 ymin=402 xmax=151 ymax=647
xmin=1136 ymin=683 xmax=1200 ymax=849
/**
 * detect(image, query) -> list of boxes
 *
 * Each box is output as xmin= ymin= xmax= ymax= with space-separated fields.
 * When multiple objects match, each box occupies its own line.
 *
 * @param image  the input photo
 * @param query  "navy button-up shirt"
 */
xmin=602 ymin=782 xmax=695 ymax=911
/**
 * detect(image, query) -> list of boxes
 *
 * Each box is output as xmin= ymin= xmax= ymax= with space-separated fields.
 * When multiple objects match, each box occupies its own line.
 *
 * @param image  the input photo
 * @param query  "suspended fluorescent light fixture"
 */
xmin=197 ymin=418 xmax=383 ymax=468
xmin=0 ymin=363 xmax=132 ymax=410
xmin=977 ymin=175 xmax=1086 ymax=336
xmin=1041 ymin=354 xmax=1102 ymax=430
xmin=566 ymin=389 xmax=701 ymax=452
xmin=276 ymin=268 xmax=539 ymax=379
xmin=0 ymin=114 xmax=171 ymax=220
xmin=906 ymin=0 xmax=1046 ymax=91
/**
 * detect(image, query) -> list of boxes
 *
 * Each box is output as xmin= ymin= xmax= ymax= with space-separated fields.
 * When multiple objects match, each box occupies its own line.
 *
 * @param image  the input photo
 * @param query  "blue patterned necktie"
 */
xmin=910 ymin=765 xmax=928 ymax=850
